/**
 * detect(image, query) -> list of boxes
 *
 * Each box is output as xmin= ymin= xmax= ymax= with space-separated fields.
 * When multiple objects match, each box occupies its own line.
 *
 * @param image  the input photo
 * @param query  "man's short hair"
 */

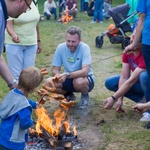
xmin=67 ymin=26 xmax=81 ymax=39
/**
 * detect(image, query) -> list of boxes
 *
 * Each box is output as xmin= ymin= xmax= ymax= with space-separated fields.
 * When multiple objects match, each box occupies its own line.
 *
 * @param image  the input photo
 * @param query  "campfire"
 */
xmin=26 ymin=69 xmax=79 ymax=149
xmin=58 ymin=11 xmax=73 ymax=24
xmin=33 ymin=106 xmax=77 ymax=149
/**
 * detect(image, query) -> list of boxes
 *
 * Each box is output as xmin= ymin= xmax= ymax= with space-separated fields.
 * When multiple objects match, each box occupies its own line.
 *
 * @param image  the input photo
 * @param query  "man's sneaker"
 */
xmin=90 ymin=21 xmax=96 ymax=24
xmin=79 ymin=93 xmax=89 ymax=109
xmin=140 ymin=112 xmax=150 ymax=122
xmin=64 ymin=92 xmax=76 ymax=102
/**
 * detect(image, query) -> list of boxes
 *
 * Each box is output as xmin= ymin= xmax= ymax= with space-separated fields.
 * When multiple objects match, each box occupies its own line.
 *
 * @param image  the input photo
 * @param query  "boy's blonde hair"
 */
xmin=18 ymin=67 xmax=43 ymax=92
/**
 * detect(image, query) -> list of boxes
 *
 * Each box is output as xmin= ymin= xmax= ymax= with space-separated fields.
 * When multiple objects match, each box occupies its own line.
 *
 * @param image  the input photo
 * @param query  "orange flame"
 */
xmin=61 ymin=11 xmax=73 ymax=24
xmin=35 ymin=106 xmax=76 ymax=137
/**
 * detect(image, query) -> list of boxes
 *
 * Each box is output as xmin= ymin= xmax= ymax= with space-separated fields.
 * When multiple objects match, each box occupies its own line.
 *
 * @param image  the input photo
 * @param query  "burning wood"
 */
xmin=35 ymin=107 xmax=77 ymax=139
xmin=41 ymin=126 xmax=73 ymax=150
xmin=33 ymin=107 xmax=77 ymax=150
xmin=58 ymin=11 xmax=73 ymax=24
xmin=40 ymin=125 xmax=57 ymax=148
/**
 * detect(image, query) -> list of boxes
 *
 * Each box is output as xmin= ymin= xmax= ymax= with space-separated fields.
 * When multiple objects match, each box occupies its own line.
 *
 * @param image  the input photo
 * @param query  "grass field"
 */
xmin=1 ymin=0 xmax=150 ymax=150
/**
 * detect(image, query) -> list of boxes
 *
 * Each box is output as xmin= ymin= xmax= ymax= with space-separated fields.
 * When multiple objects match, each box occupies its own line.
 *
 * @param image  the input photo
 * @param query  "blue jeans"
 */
xmin=83 ymin=2 xmax=88 ymax=12
xmin=58 ymin=3 xmax=66 ymax=17
xmin=80 ymin=0 xmax=84 ymax=12
xmin=44 ymin=8 xmax=57 ymax=20
xmin=94 ymin=0 xmax=104 ymax=21
xmin=142 ymin=44 xmax=150 ymax=79
xmin=105 ymin=71 xmax=150 ymax=103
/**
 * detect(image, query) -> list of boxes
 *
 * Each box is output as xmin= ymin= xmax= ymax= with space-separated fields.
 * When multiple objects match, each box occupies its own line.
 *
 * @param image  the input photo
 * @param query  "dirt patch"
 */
xmin=66 ymin=102 xmax=105 ymax=150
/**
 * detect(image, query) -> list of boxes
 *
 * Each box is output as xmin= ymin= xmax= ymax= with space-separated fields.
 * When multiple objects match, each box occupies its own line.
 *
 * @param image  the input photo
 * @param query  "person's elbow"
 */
xmin=20 ymin=119 xmax=33 ymax=129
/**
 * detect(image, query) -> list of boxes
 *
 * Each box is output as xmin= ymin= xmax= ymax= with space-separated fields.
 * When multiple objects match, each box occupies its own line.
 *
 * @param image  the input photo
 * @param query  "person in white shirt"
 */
xmin=43 ymin=0 xmax=57 ymax=20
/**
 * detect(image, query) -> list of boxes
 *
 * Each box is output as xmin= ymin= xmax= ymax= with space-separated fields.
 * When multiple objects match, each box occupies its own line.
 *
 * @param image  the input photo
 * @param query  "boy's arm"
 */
xmin=18 ymin=107 xmax=33 ymax=129
xmin=28 ymin=100 xmax=37 ymax=109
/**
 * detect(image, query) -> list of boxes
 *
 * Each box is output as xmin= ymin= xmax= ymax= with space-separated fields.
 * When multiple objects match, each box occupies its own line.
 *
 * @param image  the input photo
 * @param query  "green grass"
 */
xmin=2 ymin=0 xmax=150 ymax=150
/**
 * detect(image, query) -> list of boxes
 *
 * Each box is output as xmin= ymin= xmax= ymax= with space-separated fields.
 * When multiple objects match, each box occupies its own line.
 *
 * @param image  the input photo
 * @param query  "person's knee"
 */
xmin=73 ymin=78 xmax=88 ymax=92
xmin=139 ymin=71 xmax=149 ymax=84
xmin=44 ymin=12 xmax=50 ymax=20
xmin=105 ymin=76 xmax=117 ymax=91
xmin=105 ymin=78 xmax=111 ymax=90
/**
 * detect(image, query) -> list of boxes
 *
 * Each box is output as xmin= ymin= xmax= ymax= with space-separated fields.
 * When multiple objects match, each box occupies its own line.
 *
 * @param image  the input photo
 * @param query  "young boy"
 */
xmin=0 ymin=66 xmax=43 ymax=150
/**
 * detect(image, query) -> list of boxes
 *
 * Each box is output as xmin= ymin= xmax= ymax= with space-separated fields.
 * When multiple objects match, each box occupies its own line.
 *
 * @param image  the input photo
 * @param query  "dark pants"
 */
xmin=83 ymin=2 xmax=88 ymax=11
xmin=142 ymin=44 xmax=150 ymax=79
xmin=59 ymin=4 xmax=66 ymax=18
xmin=44 ymin=8 xmax=57 ymax=20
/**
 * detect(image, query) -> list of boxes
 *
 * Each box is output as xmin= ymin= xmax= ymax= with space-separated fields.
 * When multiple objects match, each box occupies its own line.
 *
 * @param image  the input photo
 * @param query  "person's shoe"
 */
xmin=140 ymin=112 xmax=150 ymax=122
xmin=90 ymin=21 xmax=96 ymax=24
xmin=144 ymin=122 xmax=150 ymax=129
xmin=54 ymin=16 xmax=57 ymax=20
xmin=100 ymin=21 xmax=103 ymax=24
xmin=64 ymin=92 xmax=76 ymax=102
xmin=79 ymin=93 xmax=89 ymax=109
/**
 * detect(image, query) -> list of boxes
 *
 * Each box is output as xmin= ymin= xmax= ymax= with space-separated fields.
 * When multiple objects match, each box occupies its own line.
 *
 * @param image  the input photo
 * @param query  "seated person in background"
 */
xmin=57 ymin=0 xmax=66 ymax=18
xmin=104 ymin=43 xmax=150 ymax=122
xmin=87 ymin=0 xmax=94 ymax=17
xmin=65 ymin=0 xmax=78 ymax=18
xmin=45 ymin=26 xmax=95 ymax=109
xmin=103 ymin=0 xmax=111 ymax=20
xmin=83 ymin=0 xmax=89 ymax=14
xmin=43 ymin=0 xmax=57 ymax=20
xmin=0 ymin=67 xmax=43 ymax=150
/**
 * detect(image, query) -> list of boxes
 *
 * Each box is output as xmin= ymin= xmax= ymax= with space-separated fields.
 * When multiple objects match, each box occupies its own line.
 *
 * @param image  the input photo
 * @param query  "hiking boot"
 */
xmin=140 ymin=112 xmax=150 ymax=122
xmin=79 ymin=93 xmax=89 ymax=109
xmin=64 ymin=92 xmax=76 ymax=102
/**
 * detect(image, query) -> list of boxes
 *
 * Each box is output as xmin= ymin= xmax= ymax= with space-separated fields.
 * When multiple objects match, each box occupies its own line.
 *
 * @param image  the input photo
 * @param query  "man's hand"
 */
xmin=123 ymin=42 xmax=142 ymax=54
xmin=132 ymin=103 xmax=149 ymax=113
xmin=115 ymin=99 xmax=125 ymax=113
xmin=103 ymin=97 xmax=115 ymax=109
xmin=123 ymin=43 xmax=136 ymax=54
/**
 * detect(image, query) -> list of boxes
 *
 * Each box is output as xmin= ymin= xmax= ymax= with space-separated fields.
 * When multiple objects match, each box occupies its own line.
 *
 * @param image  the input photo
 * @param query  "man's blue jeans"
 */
xmin=94 ymin=0 xmax=104 ymax=21
xmin=80 ymin=0 xmax=84 ymax=12
xmin=44 ymin=8 xmax=57 ymax=20
xmin=105 ymin=71 xmax=150 ymax=103
xmin=142 ymin=44 xmax=150 ymax=79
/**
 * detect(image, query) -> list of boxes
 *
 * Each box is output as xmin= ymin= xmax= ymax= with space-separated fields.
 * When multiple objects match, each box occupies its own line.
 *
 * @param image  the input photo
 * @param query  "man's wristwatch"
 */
xmin=66 ymin=72 xmax=70 ymax=78
xmin=7 ymin=79 xmax=17 ymax=88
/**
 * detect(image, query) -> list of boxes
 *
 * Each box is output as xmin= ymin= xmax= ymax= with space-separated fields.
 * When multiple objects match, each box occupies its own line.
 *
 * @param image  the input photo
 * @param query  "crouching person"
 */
xmin=0 ymin=67 xmax=43 ymax=150
xmin=45 ymin=26 xmax=95 ymax=109
xmin=104 ymin=44 xmax=150 ymax=122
